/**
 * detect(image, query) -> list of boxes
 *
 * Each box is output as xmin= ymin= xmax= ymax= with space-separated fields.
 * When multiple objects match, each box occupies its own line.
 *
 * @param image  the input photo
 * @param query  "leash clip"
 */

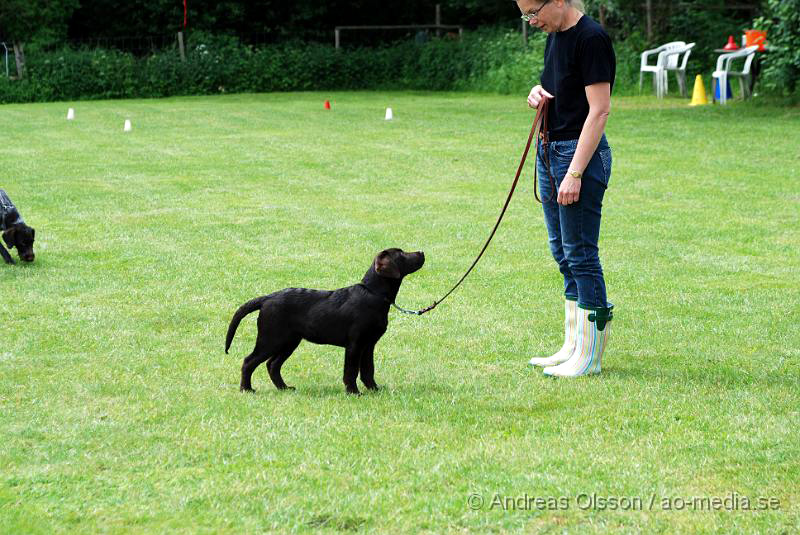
xmin=391 ymin=303 xmax=422 ymax=315
xmin=418 ymin=301 xmax=438 ymax=315
xmin=391 ymin=301 xmax=438 ymax=315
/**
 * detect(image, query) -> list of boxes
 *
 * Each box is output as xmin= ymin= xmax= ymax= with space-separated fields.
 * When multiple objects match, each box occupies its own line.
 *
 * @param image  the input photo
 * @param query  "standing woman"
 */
xmin=518 ymin=0 xmax=616 ymax=376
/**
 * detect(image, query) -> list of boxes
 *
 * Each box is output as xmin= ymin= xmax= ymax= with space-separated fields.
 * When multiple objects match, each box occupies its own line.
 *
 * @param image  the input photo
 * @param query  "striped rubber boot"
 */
xmin=543 ymin=304 xmax=613 ymax=377
xmin=529 ymin=297 xmax=578 ymax=367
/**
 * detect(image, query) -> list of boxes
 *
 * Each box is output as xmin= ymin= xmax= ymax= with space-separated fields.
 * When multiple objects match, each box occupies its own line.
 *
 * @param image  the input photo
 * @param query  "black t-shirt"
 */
xmin=540 ymin=15 xmax=615 ymax=141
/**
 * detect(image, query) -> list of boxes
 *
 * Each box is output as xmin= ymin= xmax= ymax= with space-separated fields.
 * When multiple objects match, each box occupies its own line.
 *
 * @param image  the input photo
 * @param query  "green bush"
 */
xmin=594 ymin=30 xmax=648 ymax=95
xmin=8 ymin=19 xmax=782 ymax=103
xmin=3 ymin=6 xmax=786 ymax=103
xmin=0 ymin=28 xmax=550 ymax=103
xmin=753 ymin=0 xmax=800 ymax=94
xmin=9 ymin=25 xmax=729 ymax=102
xmin=0 ymin=48 xmax=137 ymax=101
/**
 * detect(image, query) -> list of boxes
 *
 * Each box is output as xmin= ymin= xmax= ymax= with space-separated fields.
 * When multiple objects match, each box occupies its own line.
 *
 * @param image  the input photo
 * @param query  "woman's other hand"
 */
xmin=558 ymin=176 xmax=581 ymax=205
xmin=527 ymin=85 xmax=554 ymax=108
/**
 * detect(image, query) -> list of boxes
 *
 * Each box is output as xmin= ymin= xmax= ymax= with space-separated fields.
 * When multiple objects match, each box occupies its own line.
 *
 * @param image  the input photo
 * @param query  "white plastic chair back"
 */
xmin=678 ymin=43 xmax=695 ymax=70
xmin=640 ymin=41 xmax=685 ymax=70
xmin=665 ymin=52 xmax=679 ymax=69
xmin=741 ymin=47 xmax=758 ymax=75
xmin=713 ymin=46 xmax=759 ymax=104
xmin=715 ymin=46 xmax=758 ymax=74
xmin=640 ymin=41 xmax=686 ymax=98
xmin=658 ymin=43 xmax=695 ymax=97
xmin=655 ymin=42 xmax=686 ymax=68
xmin=660 ymin=42 xmax=694 ymax=70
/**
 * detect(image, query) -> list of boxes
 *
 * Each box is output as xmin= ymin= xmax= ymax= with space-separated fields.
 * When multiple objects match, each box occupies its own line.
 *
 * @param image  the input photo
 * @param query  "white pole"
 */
xmin=177 ymin=31 xmax=186 ymax=62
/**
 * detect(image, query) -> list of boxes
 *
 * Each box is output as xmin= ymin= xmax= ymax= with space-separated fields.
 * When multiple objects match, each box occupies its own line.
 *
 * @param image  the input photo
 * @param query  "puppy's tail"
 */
xmin=225 ymin=296 xmax=269 ymax=354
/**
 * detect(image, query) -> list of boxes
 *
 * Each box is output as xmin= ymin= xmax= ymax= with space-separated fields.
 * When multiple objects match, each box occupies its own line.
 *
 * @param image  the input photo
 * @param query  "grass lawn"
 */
xmin=1 ymin=92 xmax=798 ymax=534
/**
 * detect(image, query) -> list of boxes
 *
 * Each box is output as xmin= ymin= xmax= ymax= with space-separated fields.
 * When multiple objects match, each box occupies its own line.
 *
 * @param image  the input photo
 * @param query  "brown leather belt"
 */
xmin=394 ymin=100 xmax=553 ymax=316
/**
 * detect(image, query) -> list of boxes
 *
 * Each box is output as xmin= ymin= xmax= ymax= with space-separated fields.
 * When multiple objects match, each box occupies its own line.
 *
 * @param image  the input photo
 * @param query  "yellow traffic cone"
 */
xmin=689 ymin=74 xmax=709 ymax=106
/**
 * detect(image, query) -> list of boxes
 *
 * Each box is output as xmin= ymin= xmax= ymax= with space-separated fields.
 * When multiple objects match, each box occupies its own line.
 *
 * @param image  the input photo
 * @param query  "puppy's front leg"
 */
xmin=343 ymin=344 xmax=363 ymax=395
xmin=359 ymin=344 xmax=379 ymax=391
xmin=0 ymin=245 xmax=15 ymax=265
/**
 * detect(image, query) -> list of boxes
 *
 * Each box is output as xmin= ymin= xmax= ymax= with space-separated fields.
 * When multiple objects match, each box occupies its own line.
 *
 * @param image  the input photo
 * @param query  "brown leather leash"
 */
xmin=393 ymin=100 xmax=554 ymax=316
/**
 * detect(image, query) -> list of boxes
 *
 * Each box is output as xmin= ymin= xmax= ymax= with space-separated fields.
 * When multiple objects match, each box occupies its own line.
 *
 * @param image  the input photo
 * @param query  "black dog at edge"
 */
xmin=225 ymin=248 xmax=425 ymax=395
xmin=0 ymin=189 xmax=35 ymax=265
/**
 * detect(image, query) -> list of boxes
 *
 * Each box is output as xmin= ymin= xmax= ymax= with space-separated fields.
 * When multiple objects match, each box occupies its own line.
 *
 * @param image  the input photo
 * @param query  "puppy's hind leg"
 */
xmin=267 ymin=336 xmax=301 ymax=391
xmin=240 ymin=344 xmax=269 ymax=392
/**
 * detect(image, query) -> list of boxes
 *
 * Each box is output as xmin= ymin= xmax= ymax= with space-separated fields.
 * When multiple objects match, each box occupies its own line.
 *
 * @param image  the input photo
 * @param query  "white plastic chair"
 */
xmin=712 ymin=45 xmax=759 ymax=104
xmin=661 ymin=42 xmax=695 ymax=97
xmin=639 ymin=41 xmax=685 ymax=98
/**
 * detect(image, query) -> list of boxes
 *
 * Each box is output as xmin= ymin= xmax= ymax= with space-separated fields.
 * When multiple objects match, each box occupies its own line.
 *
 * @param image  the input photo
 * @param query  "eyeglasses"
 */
xmin=520 ymin=0 xmax=550 ymax=22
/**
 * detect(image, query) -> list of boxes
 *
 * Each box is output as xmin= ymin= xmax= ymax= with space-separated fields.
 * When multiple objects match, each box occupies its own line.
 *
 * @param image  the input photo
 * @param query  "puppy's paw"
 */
xmin=346 ymin=387 xmax=362 ymax=396
xmin=364 ymin=383 xmax=380 ymax=391
xmin=240 ymin=386 xmax=256 ymax=393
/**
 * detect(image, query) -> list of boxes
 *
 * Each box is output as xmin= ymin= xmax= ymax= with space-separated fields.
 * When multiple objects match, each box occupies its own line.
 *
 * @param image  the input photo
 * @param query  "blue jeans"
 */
xmin=536 ymin=135 xmax=612 ymax=308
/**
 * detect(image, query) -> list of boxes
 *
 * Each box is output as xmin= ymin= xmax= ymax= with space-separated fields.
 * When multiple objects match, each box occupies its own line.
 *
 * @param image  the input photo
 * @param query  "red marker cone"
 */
xmin=723 ymin=35 xmax=739 ymax=51
xmin=324 ymin=100 xmax=331 ymax=110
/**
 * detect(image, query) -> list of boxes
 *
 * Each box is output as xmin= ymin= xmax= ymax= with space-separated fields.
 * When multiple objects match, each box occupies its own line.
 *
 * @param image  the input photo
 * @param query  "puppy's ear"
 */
xmin=31 ymin=227 xmax=35 ymax=241
xmin=374 ymin=251 xmax=401 ymax=279
xmin=2 ymin=228 xmax=15 ymax=249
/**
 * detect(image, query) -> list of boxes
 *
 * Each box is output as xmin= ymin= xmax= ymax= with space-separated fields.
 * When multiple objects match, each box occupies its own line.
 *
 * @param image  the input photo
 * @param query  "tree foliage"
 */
xmin=0 ymin=0 xmax=79 ymax=44
xmin=66 ymin=0 xmax=514 ymax=42
xmin=753 ymin=0 xmax=800 ymax=93
xmin=0 ymin=0 xmax=79 ymax=77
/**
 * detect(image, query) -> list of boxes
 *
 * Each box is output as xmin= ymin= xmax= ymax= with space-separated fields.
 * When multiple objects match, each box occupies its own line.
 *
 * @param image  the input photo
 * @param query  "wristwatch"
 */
xmin=568 ymin=169 xmax=583 ymax=179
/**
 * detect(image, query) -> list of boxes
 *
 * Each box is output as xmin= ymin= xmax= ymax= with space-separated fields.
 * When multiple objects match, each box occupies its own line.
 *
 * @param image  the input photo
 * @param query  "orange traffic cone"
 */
xmin=689 ymin=75 xmax=709 ymax=106
xmin=324 ymin=100 xmax=331 ymax=110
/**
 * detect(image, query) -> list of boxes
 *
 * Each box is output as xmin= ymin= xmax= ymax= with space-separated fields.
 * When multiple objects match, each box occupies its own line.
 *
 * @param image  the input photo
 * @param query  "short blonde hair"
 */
xmin=568 ymin=0 xmax=585 ymax=12
xmin=515 ymin=0 xmax=585 ymax=13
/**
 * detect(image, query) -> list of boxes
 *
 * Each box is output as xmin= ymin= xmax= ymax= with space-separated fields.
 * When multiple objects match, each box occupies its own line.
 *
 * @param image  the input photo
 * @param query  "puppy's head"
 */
xmin=373 ymin=248 xmax=425 ymax=279
xmin=3 ymin=211 xmax=36 ymax=262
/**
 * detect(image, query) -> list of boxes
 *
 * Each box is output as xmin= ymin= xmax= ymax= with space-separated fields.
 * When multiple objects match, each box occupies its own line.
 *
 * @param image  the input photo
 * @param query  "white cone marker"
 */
xmin=123 ymin=119 xmax=132 ymax=132
xmin=385 ymin=107 xmax=393 ymax=121
xmin=67 ymin=108 xmax=75 ymax=120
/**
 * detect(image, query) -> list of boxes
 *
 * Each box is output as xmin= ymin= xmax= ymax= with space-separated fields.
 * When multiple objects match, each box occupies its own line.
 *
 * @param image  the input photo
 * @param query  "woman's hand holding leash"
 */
xmin=527 ymin=85 xmax=554 ymax=108
xmin=529 ymin=85 xmax=582 ymax=206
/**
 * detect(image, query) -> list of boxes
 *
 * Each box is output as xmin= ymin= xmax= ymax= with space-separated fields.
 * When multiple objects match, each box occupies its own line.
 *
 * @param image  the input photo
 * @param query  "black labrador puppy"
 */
xmin=225 ymin=248 xmax=425 ymax=395
xmin=0 ymin=190 xmax=35 ymax=265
